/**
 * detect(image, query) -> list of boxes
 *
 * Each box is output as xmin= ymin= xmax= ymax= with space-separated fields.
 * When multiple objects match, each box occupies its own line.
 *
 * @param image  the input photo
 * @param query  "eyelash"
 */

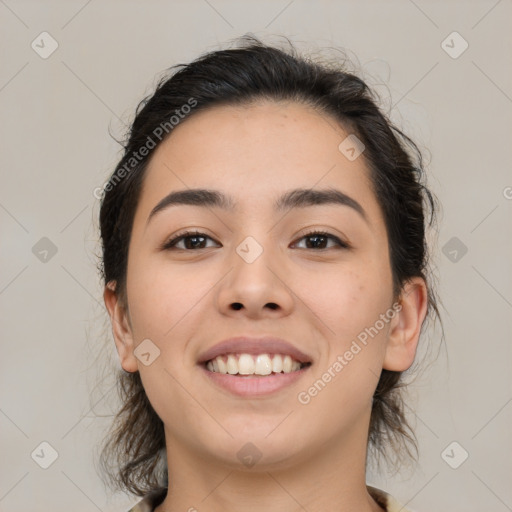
xmin=160 ymin=229 xmax=350 ymax=251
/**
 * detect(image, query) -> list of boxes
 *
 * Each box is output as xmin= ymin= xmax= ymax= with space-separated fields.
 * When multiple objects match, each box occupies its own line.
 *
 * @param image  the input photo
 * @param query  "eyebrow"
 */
xmin=146 ymin=187 xmax=369 ymax=226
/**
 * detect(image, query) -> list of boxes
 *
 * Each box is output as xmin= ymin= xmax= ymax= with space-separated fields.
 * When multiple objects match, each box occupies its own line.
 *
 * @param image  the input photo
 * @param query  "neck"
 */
xmin=154 ymin=418 xmax=385 ymax=512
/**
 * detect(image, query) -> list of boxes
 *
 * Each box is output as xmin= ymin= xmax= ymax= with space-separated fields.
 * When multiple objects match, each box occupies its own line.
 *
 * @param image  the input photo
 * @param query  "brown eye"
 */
xmin=162 ymin=231 xmax=219 ymax=250
xmin=293 ymin=231 xmax=349 ymax=250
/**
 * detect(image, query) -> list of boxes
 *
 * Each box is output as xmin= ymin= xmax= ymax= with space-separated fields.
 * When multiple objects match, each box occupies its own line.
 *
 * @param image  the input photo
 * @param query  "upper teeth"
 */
xmin=206 ymin=354 xmax=302 ymax=375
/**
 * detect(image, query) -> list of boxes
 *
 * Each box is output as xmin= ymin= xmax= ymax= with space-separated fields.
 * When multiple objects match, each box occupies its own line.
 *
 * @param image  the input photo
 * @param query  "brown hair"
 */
xmin=95 ymin=35 xmax=443 ymax=496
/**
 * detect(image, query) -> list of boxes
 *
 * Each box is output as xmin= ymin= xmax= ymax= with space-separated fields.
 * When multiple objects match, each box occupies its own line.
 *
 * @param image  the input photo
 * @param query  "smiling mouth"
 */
xmin=204 ymin=353 xmax=312 ymax=376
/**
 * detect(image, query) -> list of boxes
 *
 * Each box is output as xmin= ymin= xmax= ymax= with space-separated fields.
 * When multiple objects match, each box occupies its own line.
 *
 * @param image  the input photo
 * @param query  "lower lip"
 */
xmin=199 ymin=364 xmax=311 ymax=397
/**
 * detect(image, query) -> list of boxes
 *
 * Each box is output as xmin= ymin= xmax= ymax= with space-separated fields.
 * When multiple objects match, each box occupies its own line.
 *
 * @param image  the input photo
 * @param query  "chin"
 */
xmin=199 ymin=431 xmax=307 ymax=472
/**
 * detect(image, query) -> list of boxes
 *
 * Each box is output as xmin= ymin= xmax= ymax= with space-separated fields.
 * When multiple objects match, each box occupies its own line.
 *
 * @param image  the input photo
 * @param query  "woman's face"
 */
xmin=111 ymin=100 xmax=418 ymax=470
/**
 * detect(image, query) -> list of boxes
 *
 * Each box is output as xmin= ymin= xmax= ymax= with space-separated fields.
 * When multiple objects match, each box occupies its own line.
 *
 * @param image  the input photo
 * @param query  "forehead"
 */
xmin=135 ymin=100 xmax=382 ymax=227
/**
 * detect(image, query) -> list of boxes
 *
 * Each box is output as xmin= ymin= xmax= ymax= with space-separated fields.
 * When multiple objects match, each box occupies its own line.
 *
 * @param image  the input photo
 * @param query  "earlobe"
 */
xmin=103 ymin=281 xmax=139 ymax=373
xmin=382 ymin=277 xmax=428 ymax=372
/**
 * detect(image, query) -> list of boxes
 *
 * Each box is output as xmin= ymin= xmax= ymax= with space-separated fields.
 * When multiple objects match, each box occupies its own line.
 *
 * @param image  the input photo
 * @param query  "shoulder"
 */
xmin=126 ymin=485 xmax=415 ymax=512
xmin=367 ymin=484 xmax=417 ymax=512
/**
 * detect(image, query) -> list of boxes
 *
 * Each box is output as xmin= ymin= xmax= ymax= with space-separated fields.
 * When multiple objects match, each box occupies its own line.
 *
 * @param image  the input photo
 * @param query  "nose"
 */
xmin=215 ymin=237 xmax=294 ymax=320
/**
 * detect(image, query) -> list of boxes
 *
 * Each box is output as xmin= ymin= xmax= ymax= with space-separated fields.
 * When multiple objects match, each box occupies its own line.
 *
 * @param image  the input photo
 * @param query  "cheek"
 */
xmin=301 ymin=260 xmax=394 ymax=407
xmin=301 ymin=282 xmax=394 ymax=423
xmin=126 ymin=254 xmax=206 ymax=341
xmin=302 ymin=264 xmax=390 ymax=340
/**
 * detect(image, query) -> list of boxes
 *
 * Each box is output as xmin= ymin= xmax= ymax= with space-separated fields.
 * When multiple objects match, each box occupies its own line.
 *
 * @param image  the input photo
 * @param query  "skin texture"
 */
xmin=104 ymin=101 xmax=428 ymax=512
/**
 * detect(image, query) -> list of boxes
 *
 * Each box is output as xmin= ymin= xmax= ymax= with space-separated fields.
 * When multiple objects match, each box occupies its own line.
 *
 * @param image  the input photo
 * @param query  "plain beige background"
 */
xmin=1 ymin=1 xmax=511 ymax=511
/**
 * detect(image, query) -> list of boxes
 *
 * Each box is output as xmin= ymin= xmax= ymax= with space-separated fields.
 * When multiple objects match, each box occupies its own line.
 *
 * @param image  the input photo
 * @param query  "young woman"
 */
xmin=97 ymin=35 xmax=441 ymax=512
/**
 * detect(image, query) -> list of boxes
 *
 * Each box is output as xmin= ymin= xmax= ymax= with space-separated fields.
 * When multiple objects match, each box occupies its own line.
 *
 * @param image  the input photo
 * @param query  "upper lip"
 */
xmin=197 ymin=336 xmax=313 ymax=365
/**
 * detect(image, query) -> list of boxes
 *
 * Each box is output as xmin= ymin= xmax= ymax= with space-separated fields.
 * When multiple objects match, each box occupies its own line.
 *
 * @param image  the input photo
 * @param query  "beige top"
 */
xmin=126 ymin=485 xmax=414 ymax=512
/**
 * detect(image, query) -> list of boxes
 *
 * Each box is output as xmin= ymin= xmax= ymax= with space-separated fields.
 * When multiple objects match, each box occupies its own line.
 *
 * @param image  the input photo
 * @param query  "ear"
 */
xmin=103 ymin=281 xmax=138 ymax=373
xmin=383 ymin=277 xmax=428 ymax=372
